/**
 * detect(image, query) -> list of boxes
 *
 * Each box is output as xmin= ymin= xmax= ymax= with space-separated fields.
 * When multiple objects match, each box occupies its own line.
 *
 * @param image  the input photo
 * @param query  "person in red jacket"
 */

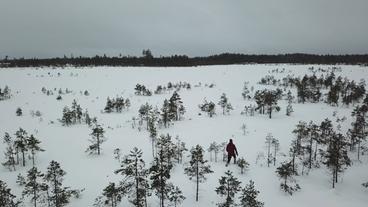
xmin=226 ymin=139 xmax=238 ymax=166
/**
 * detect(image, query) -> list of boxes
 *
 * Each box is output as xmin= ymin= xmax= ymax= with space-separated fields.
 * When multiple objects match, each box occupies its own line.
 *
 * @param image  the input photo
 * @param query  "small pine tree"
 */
xmin=16 ymin=107 xmax=22 ymax=116
xmin=86 ymin=124 xmax=106 ymax=155
xmin=241 ymin=82 xmax=250 ymax=100
xmin=208 ymin=142 xmax=217 ymax=162
xmin=199 ymin=99 xmax=216 ymax=117
xmin=174 ymin=136 xmax=187 ymax=164
xmin=168 ymin=185 xmax=185 ymax=207
xmin=16 ymin=173 xmax=26 ymax=186
xmin=286 ymin=103 xmax=293 ymax=116
xmin=125 ymin=98 xmax=131 ymax=110
xmin=239 ymin=180 xmax=264 ymax=207
xmin=2 ymin=146 xmax=17 ymax=171
xmin=215 ymin=170 xmax=242 ymax=207
xmin=84 ymin=110 xmax=92 ymax=126
xmin=218 ymin=93 xmax=233 ymax=115
xmin=61 ymin=107 xmax=73 ymax=126
xmin=241 ymin=124 xmax=248 ymax=135
xmin=104 ymin=97 xmax=114 ymax=113
xmin=265 ymin=133 xmax=273 ymax=167
xmin=113 ymin=148 xmax=122 ymax=163
xmin=271 ymin=138 xmax=280 ymax=166
xmin=94 ymin=182 xmax=124 ymax=207
xmin=276 ymin=161 xmax=301 ymax=195
xmin=184 ymin=145 xmax=213 ymax=201
xmin=148 ymin=120 xmax=158 ymax=158
xmin=236 ymin=157 xmax=249 ymax=174
xmin=0 ymin=180 xmax=21 ymax=206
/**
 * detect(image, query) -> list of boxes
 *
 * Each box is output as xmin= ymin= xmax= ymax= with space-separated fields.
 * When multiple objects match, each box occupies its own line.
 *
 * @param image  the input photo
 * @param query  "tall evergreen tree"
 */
xmin=14 ymin=128 xmax=28 ymax=166
xmin=326 ymin=84 xmax=340 ymax=106
xmin=349 ymin=105 xmax=368 ymax=160
xmin=161 ymin=99 xmax=172 ymax=128
xmin=115 ymin=148 xmax=150 ymax=207
xmin=86 ymin=124 xmax=106 ymax=155
xmin=139 ymin=103 xmax=153 ymax=130
xmin=43 ymin=161 xmax=73 ymax=207
xmin=169 ymin=91 xmax=185 ymax=120
xmin=148 ymin=120 xmax=158 ymax=158
xmin=27 ymin=135 xmax=45 ymax=166
xmin=149 ymin=134 xmax=176 ymax=207
xmin=184 ymin=145 xmax=213 ymax=201
xmin=2 ymin=132 xmax=16 ymax=171
xmin=286 ymin=90 xmax=294 ymax=116
xmin=321 ymin=133 xmax=351 ymax=188
xmin=22 ymin=167 xmax=45 ymax=207
xmin=271 ymin=138 xmax=280 ymax=166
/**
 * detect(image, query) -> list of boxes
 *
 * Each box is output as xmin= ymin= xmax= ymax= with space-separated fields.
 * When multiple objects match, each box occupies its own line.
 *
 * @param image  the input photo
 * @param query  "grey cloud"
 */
xmin=0 ymin=0 xmax=367 ymax=58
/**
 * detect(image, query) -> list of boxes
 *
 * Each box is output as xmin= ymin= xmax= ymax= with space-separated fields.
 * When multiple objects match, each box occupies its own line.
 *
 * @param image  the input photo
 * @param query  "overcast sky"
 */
xmin=1 ymin=0 xmax=367 ymax=58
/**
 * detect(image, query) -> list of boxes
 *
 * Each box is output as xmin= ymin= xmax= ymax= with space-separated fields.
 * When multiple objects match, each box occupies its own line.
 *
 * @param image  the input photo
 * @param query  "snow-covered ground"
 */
xmin=1 ymin=64 xmax=368 ymax=206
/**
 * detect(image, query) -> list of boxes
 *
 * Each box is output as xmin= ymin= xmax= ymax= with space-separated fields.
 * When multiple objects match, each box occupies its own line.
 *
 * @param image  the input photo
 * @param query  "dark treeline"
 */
xmin=1 ymin=52 xmax=368 ymax=68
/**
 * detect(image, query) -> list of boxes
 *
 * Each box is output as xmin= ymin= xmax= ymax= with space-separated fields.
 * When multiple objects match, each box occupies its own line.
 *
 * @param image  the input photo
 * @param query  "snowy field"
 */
xmin=1 ymin=64 xmax=368 ymax=206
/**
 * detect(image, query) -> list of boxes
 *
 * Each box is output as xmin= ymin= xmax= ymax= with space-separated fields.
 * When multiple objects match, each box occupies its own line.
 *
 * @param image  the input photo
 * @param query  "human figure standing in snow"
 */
xmin=226 ymin=139 xmax=238 ymax=166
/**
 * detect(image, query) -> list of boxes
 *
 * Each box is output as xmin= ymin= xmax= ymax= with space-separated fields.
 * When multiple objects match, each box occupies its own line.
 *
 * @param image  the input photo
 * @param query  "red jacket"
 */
xmin=226 ymin=142 xmax=238 ymax=156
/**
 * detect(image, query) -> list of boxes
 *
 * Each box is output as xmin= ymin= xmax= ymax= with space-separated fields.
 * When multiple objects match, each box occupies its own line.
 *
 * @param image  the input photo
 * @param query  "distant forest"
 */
xmin=1 ymin=50 xmax=368 ymax=67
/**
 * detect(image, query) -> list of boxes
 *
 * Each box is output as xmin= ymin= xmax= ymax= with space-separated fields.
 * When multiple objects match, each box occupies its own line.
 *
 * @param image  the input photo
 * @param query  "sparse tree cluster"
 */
xmin=104 ymin=96 xmax=130 ymax=113
xmin=0 ymin=85 xmax=11 ymax=100
xmin=134 ymin=84 xmax=152 ymax=96
xmin=285 ymin=118 xmax=353 ymax=189
xmin=218 ymin=93 xmax=233 ymax=115
xmin=215 ymin=171 xmax=263 ymax=207
xmin=254 ymin=89 xmax=282 ymax=118
xmin=6 ymin=161 xmax=81 ymax=207
xmin=2 ymin=128 xmax=44 ymax=170
xmin=154 ymin=82 xmax=191 ymax=94
xmin=60 ymin=100 xmax=95 ymax=126
xmin=274 ymin=73 xmax=366 ymax=106
xmin=199 ymin=99 xmax=216 ymax=117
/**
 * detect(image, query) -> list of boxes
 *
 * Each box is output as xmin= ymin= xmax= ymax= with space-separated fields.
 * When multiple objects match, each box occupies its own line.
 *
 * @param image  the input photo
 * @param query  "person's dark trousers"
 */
xmin=227 ymin=154 xmax=236 ymax=164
